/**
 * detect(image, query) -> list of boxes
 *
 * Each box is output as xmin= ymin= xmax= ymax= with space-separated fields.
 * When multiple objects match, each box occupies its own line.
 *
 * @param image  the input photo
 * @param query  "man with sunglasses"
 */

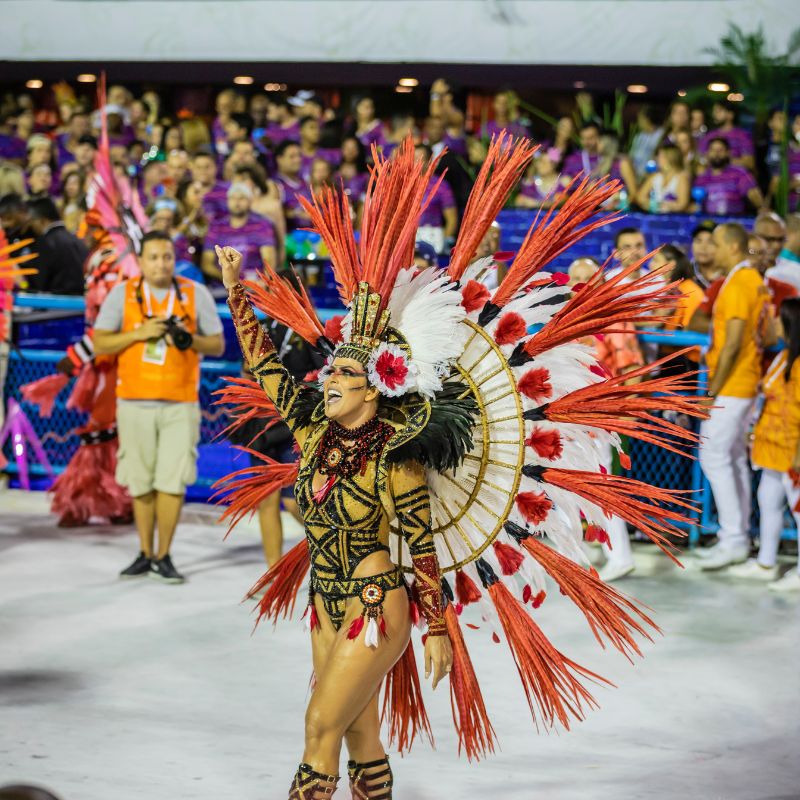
xmin=93 ymin=230 xmax=225 ymax=583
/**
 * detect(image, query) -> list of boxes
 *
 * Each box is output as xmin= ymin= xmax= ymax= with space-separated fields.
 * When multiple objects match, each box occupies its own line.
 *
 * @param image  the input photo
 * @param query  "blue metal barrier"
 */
xmin=4 ymin=287 xmax=796 ymax=544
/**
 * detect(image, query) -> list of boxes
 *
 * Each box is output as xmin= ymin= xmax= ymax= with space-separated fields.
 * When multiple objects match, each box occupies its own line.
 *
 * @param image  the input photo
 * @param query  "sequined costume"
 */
xmin=217 ymin=134 xmax=709 ymax=798
xmin=228 ymin=282 xmax=447 ymax=636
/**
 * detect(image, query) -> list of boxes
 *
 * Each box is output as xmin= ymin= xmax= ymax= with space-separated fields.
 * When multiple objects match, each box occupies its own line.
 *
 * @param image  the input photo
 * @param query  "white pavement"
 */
xmin=0 ymin=489 xmax=798 ymax=800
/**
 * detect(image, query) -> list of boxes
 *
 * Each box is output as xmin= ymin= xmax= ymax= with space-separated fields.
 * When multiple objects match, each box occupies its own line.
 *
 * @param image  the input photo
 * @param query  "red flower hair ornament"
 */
xmin=367 ymin=343 xmax=418 ymax=397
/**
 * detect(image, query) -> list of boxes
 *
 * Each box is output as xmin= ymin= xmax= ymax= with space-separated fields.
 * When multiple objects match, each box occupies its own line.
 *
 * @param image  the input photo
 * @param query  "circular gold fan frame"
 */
xmin=391 ymin=319 xmax=525 ymax=573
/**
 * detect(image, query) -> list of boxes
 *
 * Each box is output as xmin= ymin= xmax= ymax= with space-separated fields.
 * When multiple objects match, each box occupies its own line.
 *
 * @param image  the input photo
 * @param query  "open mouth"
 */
xmin=326 ymin=388 xmax=342 ymax=406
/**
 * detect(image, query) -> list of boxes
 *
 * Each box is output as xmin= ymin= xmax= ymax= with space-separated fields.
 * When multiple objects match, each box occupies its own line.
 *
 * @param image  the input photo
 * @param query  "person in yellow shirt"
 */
xmin=729 ymin=297 xmax=800 ymax=592
xmin=689 ymin=223 xmax=770 ymax=569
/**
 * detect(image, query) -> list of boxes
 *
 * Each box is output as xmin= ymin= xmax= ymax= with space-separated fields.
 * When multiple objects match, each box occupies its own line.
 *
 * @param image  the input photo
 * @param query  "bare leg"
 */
xmin=155 ymin=491 xmax=184 ymax=558
xmin=257 ymin=491 xmax=283 ymax=566
xmin=132 ymin=491 xmax=155 ymax=557
xmin=301 ymin=587 xmax=411 ymax=775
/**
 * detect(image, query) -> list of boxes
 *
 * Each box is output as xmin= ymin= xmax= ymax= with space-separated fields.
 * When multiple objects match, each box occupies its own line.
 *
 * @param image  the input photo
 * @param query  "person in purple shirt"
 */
xmin=423 ymin=116 xmax=466 ymax=158
xmin=191 ymin=151 xmax=230 ymax=224
xmin=335 ymin=136 xmax=368 ymax=211
xmin=56 ymin=111 xmax=90 ymax=167
xmin=693 ymin=137 xmax=765 ymax=216
xmin=352 ymin=96 xmax=387 ymax=150
xmin=482 ymin=90 xmax=530 ymax=140
xmin=515 ymin=149 xmax=571 ymax=210
xmin=699 ymin=100 xmax=755 ymax=172
xmin=767 ymin=112 xmax=800 ymax=213
xmin=211 ymin=88 xmax=237 ymax=157
xmin=265 ymin=95 xmax=300 ymax=147
xmin=562 ymin=122 xmax=608 ymax=178
xmin=273 ymin=140 xmax=313 ymax=231
xmin=298 ymin=117 xmax=340 ymax=182
xmin=414 ymin=142 xmax=458 ymax=254
xmin=203 ymin=183 xmax=277 ymax=282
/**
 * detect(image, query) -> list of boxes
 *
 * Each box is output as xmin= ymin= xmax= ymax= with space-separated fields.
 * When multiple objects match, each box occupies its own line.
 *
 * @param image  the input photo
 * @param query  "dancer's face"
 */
xmin=323 ymin=357 xmax=378 ymax=422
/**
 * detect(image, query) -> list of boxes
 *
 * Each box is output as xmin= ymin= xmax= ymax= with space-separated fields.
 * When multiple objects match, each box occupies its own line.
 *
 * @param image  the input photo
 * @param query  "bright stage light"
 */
xmin=708 ymin=82 xmax=730 ymax=92
xmin=25 ymin=80 xmax=43 ymax=89
xmin=727 ymin=92 xmax=744 ymax=102
xmin=77 ymin=74 xmax=97 ymax=83
xmin=627 ymin=84 xmax=648 ymax=94
xmin=398 ymin=78 xmax=418 ymax=88
xmin=234 ymin=76 xmax=254 ymax=85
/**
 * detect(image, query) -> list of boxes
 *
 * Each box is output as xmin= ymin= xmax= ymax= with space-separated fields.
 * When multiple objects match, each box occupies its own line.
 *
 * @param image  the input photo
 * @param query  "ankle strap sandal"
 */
xmin=347 ymin=756 xmax=393 ymax=799
xmin=288 ymin=762 xmax=339 ymax=799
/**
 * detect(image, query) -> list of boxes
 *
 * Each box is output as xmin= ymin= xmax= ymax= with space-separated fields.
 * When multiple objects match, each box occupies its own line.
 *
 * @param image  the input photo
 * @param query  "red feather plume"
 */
xmin=542 ymin=349 xmax=709 ymax=455
xmin=444 ymin=604 xmax=497 ymax=761
xmin=493 ymin=175 xmax=623 ymax=307
xmin=494 ymin=311 xmax=528 ymax=346
xmin=455 ymin=569 xmax=482 ymax=605
xmin=243 ymin=264 xmax=323 ymax=345
xmin=211 ymin=447 xmax=299 ymax=537
xmin=523 ymin=257 xmax=679 ymax=359
xmin=213 ymin=376 xmax=282 ymax=441
xmin=359 ymin=137 xmax=443 ymax=305
xmin=493 ymin=540 xmax=525 ymax=575
xmin=516 ymin=491 xmax=552 ymax=525
xmin=298 ymin=185 xmax=360 ymax=304
xmin=323 ymin=314 xmax=345 ymax=344
xmin=525 ymin=426 xmax=563 ymax=460
xmin=448 ymin=132 xmax=538 ymax=280
xmin=488 ymin=581 xmax=611 ymax=730
xmin=248 ymin=539 xmax=310 ymax=624
xmin=517 ymin=368 xmax=552 ymax=402
xmin=521 ymin=536 xmax=659 ymax=661
xmin=461 ymin=279 xmax=491 ymax=313
xmin=381 ymin=638 xmax=434 ymax=753
xmin=540 ymin=467 xmax=696 ymax=562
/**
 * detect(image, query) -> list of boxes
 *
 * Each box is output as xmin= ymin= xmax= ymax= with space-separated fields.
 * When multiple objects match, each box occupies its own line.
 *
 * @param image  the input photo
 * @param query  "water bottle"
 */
xmin=648 ymin=189 xmax=660 ymax=214
xmin=618 ymin=189 xmax=630 ymax=212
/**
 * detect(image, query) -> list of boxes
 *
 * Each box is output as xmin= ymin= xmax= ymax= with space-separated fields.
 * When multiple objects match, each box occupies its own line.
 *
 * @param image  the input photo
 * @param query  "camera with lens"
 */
xmin=164 ymin=316 xmax=194 ymax=351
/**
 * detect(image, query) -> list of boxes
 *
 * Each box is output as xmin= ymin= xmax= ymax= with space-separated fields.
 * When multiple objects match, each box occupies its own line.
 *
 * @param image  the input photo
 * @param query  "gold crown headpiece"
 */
xmin=335 ymin=282 xmax=391 ymax=364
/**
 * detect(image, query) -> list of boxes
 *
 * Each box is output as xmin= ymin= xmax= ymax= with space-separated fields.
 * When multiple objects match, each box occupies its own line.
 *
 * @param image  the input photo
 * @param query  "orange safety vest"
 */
xmin=116 ymin=276 xmax=200 ymax=403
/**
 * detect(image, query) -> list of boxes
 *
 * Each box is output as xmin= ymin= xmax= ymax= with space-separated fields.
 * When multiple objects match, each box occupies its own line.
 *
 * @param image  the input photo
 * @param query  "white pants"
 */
xmin=599 ymin=441 xmax=633 ymax=566
xmin=698 ymin=396 xmax=754 ymax=550
xmin=756 ymin=468 xmax=800 ymax=573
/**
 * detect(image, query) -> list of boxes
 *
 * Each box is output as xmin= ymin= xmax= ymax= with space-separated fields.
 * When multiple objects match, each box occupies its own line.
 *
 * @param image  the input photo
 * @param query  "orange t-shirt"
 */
xmin=706 ymin=266 xmax=769 ymax=399
xmin=663 ymin=278 xmax=705 ymax=363
xmin=752 ymin=352 xmax=800 ymax=472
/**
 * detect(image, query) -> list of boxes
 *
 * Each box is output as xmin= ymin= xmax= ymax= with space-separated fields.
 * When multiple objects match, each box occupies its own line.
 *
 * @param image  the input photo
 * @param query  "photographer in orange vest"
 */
xmin=94 ymin=230 xmax=225 ymax=582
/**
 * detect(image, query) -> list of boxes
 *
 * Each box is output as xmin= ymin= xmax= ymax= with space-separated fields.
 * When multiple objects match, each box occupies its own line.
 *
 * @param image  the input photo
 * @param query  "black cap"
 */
xmin=78 ymin=134 xmax=98 ymax=149
xmin=691 ymin=220 xmax=716 ymax=239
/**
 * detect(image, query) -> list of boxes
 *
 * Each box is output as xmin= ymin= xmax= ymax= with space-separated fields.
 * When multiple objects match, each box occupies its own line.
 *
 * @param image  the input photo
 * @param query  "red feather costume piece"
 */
xmin=211 ymin=447 xmax=299 ymax=537
xmin=213 ymin=376 xmax=282 ymax=443
xmin=380 ymin=638 xmax=434 ymax=754
xmin=488 ymin=581 xmax=611 ymax=730
xmin=248 ymin=539 xmax=311 ymax=624
xmin=444 ymin=604 xmax=497 ymax=761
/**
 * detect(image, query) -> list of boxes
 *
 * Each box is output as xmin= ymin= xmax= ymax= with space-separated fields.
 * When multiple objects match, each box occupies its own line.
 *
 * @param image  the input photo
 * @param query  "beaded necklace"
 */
xmin=316 ymin=416 xmax=395 ymax=481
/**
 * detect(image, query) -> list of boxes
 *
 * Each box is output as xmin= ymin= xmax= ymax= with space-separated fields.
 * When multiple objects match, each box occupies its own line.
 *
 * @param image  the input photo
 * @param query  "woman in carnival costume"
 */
xmin=215 ymin=134 xmax=707 ymax=799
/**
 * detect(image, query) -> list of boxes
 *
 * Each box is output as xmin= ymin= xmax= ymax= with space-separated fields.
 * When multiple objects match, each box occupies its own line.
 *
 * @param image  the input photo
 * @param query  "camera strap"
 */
xmin=141 ymin=280 xmax=177 ymax=320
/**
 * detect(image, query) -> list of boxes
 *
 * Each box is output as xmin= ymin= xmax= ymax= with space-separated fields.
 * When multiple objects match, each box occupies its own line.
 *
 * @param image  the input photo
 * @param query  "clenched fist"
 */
xmin=215 ymin=245 xmax=243 ymax=289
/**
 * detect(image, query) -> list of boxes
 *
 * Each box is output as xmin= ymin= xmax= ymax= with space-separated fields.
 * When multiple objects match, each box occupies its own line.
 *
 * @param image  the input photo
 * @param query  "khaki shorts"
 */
xmin=116 ymin=401 xmax=201 ymax=497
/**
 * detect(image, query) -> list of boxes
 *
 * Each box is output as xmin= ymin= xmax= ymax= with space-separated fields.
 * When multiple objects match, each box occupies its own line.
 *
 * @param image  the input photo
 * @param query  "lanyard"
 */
xmin=142 ymin=281 xmax=176 ymax=319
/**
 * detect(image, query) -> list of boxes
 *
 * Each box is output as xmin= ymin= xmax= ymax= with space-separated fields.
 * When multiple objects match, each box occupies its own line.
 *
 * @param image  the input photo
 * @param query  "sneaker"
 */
xmin=767 ymin=571 xmax=800 ymax=593
xmin=149 ymin=554 xmax=185 ymax=584
xmin=598 ymin=560 xmax=635 ymax=582
xmin=727 ymin=558 xmax=778 ymax=581
xmin=699 ymin=544 xmax=750 ymax=571
xmin=692 ymin=542 xmax=724 ymax=559
xmin=120 ymin=552 xmax=152 ymax=579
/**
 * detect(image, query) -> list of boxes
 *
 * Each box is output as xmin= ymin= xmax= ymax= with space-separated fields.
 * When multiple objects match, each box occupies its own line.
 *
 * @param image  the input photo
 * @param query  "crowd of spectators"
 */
xmin=0 ymin=81 xmax=798 ymax=298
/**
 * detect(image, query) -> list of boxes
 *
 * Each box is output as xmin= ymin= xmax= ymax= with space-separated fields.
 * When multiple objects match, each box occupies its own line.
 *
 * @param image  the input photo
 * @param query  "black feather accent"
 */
xmin=475 ymin=557 xmax=499 ymax=588
xmin=522 ymin=464 xmax=546 ymax=481
xmin=536 ymin=291 xmax=571 ymax=307
xmin=508 ymin=342 xmax=532 ymax=367
xmin=477 ymin=301 xmax=501 ymax=327
xmin=441 ymin=576 xmax=454 ymax=603
xmin=522 ymin=405 xmax=548 ymax=421
xmin=386 ymin=380 xmax=478 ymax=472
xmin=504 ymin=520 xmax=531 ymax=544
xmin=313 ymin=335 xmax=335 ymax=357
xmin=286 ymin=385 xmax=323 ymax=430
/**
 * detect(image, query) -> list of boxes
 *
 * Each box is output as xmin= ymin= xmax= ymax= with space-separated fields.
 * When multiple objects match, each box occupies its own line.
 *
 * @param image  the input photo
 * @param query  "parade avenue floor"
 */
xmin=1 ymin=490 xmax=798 ymax=800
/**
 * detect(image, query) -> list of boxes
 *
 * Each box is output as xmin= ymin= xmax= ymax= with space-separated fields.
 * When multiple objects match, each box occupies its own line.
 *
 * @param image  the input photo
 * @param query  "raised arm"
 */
xmin=219 ymin=245 xmax=312 ymax=445
xmin=391 ymin=461 xmax=453 ymax=689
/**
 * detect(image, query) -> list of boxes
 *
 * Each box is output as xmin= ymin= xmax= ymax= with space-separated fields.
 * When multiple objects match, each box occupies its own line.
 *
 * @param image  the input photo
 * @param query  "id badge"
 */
xmin=142 ymin=336 xmax=168 ymax=365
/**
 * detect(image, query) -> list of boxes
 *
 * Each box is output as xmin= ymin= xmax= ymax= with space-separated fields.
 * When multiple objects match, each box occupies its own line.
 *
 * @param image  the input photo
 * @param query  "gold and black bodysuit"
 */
xmin=228 ymin=284 xmax=447 ymax=636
